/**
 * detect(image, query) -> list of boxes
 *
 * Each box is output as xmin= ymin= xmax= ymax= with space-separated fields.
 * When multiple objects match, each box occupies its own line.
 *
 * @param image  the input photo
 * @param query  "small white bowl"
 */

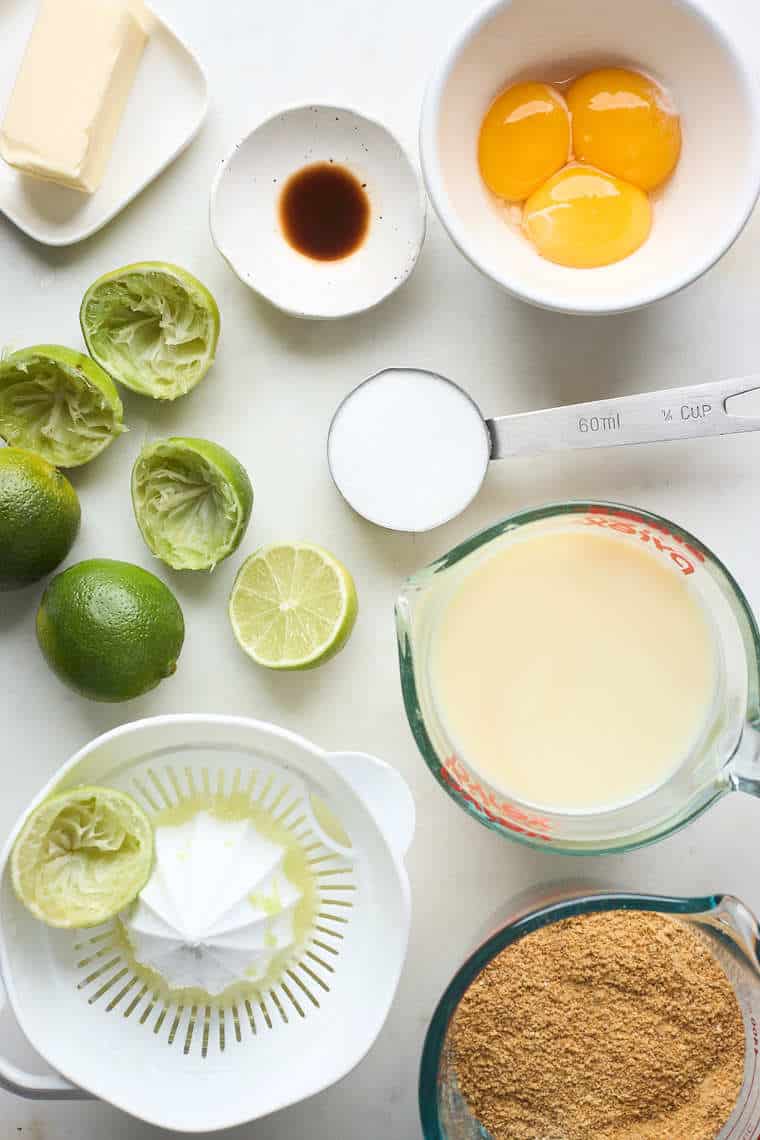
xmin=420 ymin=0 xmax=760 ymax=315
xmin=210 ymin=104 xmax=426 ymax=319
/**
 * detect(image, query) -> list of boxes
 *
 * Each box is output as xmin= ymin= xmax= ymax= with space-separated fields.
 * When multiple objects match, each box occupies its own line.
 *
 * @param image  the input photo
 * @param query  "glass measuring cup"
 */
xmin=418 ymin=888 xmax=760 ymax=1139
xmin=396 ymin=501 xmax=760 ymax=854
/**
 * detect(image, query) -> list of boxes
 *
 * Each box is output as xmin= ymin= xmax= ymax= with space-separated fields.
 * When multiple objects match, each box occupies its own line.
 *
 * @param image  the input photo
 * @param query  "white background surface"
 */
xmin=2 ymin=0 xmax=760 ymax=1136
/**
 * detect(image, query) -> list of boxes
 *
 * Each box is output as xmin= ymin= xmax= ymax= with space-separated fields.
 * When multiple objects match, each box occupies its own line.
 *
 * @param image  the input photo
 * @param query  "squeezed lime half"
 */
xmin=80 ymin=262 xmax=220 ymax=401
xmin=131 ymin=436 xmax=253 ymax=571
xmin=229 ymin=543 xmax=358 ymax=670
xmin=0 ymin=345 xmax=124 ymax=467
xmin=11 ymin=786 xmax=154 ymax=929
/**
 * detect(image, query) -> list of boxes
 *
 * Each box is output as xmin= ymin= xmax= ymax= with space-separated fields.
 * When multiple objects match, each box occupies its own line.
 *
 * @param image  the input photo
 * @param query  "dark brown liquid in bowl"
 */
xmin=279 ymin=163 xmax=370 ymax=261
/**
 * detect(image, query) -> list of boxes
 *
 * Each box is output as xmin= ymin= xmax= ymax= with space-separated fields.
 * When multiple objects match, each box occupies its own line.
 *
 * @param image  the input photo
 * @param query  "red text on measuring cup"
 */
xmin=583 ymin=508 xmax=704 ymax=577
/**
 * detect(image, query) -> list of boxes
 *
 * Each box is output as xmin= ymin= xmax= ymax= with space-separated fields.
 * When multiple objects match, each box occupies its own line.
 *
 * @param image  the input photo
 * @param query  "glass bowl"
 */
xmin=419 ymin=887 xmax=760 ymax=1138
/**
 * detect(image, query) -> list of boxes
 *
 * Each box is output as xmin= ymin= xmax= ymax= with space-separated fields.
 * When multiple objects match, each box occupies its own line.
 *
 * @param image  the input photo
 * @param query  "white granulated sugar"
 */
xmin=328 ymin=368 xmax=491 ymax=531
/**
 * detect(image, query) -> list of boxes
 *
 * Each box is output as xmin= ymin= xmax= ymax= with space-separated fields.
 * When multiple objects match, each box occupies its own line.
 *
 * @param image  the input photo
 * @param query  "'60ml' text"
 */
xmin=578 ymin=412 xmax=622 ymax=434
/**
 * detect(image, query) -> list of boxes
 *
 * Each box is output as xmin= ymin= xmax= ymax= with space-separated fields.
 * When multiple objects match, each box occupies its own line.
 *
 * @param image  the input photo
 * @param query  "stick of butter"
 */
xmin=0 ymin=0 xmax=152 ymax=194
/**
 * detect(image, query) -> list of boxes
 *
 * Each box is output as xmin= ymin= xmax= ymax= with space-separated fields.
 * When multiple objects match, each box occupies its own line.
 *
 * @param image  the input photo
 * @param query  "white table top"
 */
xmin=2 ymin=0 xmax=760 ymax=1135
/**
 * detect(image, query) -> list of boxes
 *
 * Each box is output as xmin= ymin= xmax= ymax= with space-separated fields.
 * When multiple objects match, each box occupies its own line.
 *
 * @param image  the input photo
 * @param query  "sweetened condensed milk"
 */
xmin=432 ymin=525 xmax=717 ymax=812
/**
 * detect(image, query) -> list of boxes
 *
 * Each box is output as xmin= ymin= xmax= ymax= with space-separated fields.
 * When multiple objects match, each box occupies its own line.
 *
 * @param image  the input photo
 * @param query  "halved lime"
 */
xmin=0 ymin=345 xmax=124 ymax=467
xmin=131 ymin=437 xmax=253 ymax=571
xmin=229 ymin=543 xmax=358 ymax=670
xmin=80 ymin=262 xmax=220 ymax=401
xmin=11 ymin=786 xmax=154 ymax=929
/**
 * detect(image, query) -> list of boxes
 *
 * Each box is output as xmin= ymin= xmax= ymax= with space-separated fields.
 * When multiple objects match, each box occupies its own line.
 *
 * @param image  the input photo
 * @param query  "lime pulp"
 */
xmin=11 ymin=786 xmax=154 ymax=929
xmin=0 ymin=345 xmax=124 ymax=467
xmin=131 ymin=437 xmax=253 ymax=571
xmin=229 ymin=543 xmax=358 ymax=670
xmin=80 ymin=262 xmax=220 ymax=401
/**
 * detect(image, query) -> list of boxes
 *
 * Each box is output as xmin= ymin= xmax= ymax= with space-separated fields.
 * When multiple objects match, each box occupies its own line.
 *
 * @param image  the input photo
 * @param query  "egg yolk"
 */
xmin=478 ymin=82 xmax=571 ymax=202
xmin=567 ymin=68 xmax=681 ymax=192
xmin=523 ymin=165 xmax=652 ymax=268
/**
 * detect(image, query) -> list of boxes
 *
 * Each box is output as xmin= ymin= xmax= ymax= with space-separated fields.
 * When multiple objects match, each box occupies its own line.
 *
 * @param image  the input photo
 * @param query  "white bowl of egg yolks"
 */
xmin=420 ymin=0 xmax=760 ymax=315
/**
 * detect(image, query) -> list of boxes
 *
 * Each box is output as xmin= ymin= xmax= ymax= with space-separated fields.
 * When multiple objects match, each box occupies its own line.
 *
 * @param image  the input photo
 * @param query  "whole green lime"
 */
xmin=37 ymin=559 xmax=184 ymax=702
xmin=0 ymin=447 xmax=81 ymax=590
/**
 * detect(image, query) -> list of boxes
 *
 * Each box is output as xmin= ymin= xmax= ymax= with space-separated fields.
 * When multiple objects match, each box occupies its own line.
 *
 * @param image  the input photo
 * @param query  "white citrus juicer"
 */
xmin=0 ymin=715 xmax=414 ymax=1132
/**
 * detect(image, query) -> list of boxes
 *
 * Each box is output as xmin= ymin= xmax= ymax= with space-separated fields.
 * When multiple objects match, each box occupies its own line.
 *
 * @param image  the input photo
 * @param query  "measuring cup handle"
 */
xmin=326 ymin=752 xmax=415 ymax=860
xmin=728 ymin=722 xmax=760 ymax=799
xmin=487 ymin=374 xmax=760 ymax=459
xmin=0 ymin=972 xmax=89 ymax=1100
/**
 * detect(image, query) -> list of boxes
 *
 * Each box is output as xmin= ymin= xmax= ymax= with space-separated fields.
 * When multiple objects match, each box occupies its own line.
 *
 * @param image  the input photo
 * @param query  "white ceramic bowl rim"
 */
xmin=420 ymin=0 xmax=760 ymax=315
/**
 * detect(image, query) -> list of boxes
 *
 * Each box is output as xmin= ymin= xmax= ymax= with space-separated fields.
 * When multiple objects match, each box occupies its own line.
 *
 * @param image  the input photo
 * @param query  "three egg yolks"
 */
xmin=478 ymin=68 xmax=681 ymax=268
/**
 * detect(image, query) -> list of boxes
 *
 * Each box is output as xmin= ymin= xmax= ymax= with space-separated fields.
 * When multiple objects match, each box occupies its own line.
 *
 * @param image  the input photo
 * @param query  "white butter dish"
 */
xmin=0 ymin=0 xmax=208 ymax=247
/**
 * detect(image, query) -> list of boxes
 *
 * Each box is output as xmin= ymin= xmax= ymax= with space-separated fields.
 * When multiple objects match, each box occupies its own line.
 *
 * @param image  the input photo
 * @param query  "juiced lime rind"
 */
xmin=0 ymin=447 xmax=81 ymax=590
xmin=0 ymin=345 xmax=125 ymax=467
xmin=80 ymin=262 xmax=221 ymax=401
xmin=36 ymin=558 xmax=185 ymax=702
xmin=131 ymin=437 xmax=253 ymax=571
xmin=11 ymin=786 xmax=154 ymax=929
xmin=229 ymin=543 xmax=358 ymax=670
